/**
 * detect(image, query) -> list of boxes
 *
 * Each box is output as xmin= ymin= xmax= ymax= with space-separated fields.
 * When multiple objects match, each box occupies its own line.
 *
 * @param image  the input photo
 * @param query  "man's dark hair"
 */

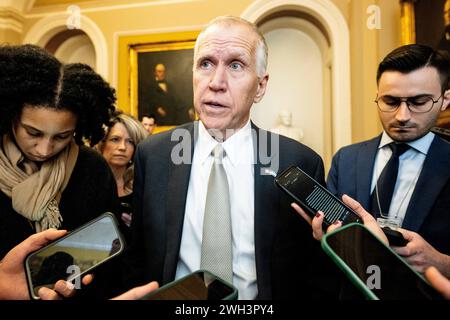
xmin=141 ymin=113 xmax=157 ymax=124
xmin=0 ymin=44 xmax=116 ymax=145
xmin=377 ymin=44 xmax=450 ymax=91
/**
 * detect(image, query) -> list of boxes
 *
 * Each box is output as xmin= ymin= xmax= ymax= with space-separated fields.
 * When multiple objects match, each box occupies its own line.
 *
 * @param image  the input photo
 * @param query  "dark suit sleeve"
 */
xmin=326 ymin=149 xmax=341 ymax=195
xmin=312 ymin=155 xmax=326 ymax=186
xmin=122 ymin=143 xmax=147 ymax=289
xmin=95 ymin=157 xmax=120 ymax=222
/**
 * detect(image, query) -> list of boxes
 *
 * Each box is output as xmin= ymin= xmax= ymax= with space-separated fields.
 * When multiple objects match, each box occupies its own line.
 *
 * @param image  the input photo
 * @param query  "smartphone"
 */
xmin=24 ymin=212 xmax=125 ymax=300
xmin=275 ymin=165 xmax=407 ymax=246
xmin=321 ymin=223 xmax=443 ymax=300
xmin=141 ymin=270 xmax=238 ymax=300
xmin=119 ymin=201 xmax=133 ymax=215
xmin=275 ymin=166 xmax=362 ymax=226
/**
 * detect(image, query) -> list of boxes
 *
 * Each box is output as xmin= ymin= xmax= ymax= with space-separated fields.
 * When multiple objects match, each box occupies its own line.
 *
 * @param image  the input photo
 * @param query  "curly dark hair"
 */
xmin=0 ymin=44 xmax=115 ymax=145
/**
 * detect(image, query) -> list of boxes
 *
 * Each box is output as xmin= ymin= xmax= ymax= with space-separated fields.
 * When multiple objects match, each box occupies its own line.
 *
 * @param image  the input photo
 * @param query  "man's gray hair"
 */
xmin=194 ymin=16 xmax=268 ymax=78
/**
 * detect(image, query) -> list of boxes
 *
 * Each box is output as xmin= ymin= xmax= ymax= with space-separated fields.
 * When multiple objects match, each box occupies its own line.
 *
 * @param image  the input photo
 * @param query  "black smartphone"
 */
xmin=275 ymin=166 xmax=407 ymax=246
xmin=24 ymin=212 xmax=125 ymax=300
xmin=141 ymin=270 xmax=238 ymax=300
xmin=275 ymin=166 xmax=362 ymax=226
xmin=322 ymin=223 xmax=443 ymax=300
xmin=119 ymin=201 xmax=133 ymax=214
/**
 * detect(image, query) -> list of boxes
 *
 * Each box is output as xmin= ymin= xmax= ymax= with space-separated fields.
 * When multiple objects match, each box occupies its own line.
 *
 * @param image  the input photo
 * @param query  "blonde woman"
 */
xmin=97 ymin=112 xmax=147 ymax=234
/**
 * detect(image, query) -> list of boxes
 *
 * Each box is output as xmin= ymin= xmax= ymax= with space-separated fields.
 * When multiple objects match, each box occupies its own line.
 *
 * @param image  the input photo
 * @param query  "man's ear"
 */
xmin=254 ymin=74 xmax=269 ymax=103
xmin=442 ymin=89 xmax=450 ymax=111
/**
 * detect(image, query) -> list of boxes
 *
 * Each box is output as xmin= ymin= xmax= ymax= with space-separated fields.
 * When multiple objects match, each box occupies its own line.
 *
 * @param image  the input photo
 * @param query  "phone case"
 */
xmin=24 ymin=212 xmax=125 ymax=300
xmin=141 ymin=270 xmax=238 ymax=300
xmin=274 ymin=166 xmax=361 ymax=226
xmin=321 ymin=223 xmax=431 ymax=300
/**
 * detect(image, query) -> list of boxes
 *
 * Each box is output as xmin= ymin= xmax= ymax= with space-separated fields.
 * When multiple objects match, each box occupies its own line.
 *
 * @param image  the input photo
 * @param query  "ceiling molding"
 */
xmin=25 ymin=0 xmax=37 ymax=13
xmin=26 ymin=0 xmax=200 ymax=18
xmin=0 ymin=7 xmax=25 ymax=33
xmin=1 ymin=0 xmax=33 ymax=13
xmin=23 ymin=13 xmax=108 ymax=79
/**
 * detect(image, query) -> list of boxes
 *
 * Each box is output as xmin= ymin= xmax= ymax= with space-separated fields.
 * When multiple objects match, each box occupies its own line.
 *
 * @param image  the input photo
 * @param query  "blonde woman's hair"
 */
xmin=97 ymin=111 xmax=148 ymax=192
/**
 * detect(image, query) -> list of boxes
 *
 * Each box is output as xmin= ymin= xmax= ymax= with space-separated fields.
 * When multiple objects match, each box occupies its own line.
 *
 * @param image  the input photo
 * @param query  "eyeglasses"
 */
xmin=375 ymin=94 xmax=443 ymax=113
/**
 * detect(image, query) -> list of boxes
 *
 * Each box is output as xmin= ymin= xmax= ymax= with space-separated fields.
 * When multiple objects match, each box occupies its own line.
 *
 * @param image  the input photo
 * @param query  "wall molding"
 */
xmin=241 ymin=0 xmax=351 ymax=151
xmin=26 ymin=0 xmax=201 ymax=18
xmin=22 ymin=13 xmax=108 ymax=79
xmin=0 ymin=7 xmax=25 ymax=34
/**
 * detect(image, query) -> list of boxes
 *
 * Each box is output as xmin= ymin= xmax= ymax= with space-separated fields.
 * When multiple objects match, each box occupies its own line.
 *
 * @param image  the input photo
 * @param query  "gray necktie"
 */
xmin=200 ymin=144 xmax=233 ymax=283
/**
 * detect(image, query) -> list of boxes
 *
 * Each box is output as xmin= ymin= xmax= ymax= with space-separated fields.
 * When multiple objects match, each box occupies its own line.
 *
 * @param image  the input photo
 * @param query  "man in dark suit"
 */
xmin=125 ymin=16 xmax=335 ymax=299
xmin=147 ymin=63 xmax=177 ymax=125
xmin=326 ymin=44 xmax=450 ymax=277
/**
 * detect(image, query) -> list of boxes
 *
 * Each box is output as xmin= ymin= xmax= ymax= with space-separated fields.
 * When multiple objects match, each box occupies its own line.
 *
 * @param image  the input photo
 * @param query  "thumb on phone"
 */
xmin=341 ymin=194 xmax=388 ymax=244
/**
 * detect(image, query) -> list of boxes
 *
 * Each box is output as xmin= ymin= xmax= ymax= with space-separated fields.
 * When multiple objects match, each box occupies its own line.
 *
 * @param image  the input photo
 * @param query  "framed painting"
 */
xmin=117 ymin=30 xmax=200 ymax=133
xmin=400 ymin=0 xmax=448 ymax=48
xmin=400 ymin=0 xmax=450 ymax=129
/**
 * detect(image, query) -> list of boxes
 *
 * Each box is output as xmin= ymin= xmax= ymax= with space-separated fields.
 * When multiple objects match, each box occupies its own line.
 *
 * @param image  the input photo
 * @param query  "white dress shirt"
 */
xmin=175 ymin=120 xmax=257 ymax=299
xmin=370 ymin=131 xmax=435 ymax=226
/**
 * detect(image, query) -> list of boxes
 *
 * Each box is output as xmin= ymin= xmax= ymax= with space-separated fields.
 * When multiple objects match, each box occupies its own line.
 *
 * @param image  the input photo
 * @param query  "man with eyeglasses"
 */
xmin=326 ymin=44 xmax=450 ymax=281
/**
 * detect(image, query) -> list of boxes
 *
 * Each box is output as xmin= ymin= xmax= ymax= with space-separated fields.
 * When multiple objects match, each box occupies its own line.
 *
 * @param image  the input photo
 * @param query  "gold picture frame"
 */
xmin=400 ymin=0 xmax=416 ymax=45
xmin=117 ymin=30 xmax=200 ymax=133
xmin=400 ymin=0 xmax=450 ymax=129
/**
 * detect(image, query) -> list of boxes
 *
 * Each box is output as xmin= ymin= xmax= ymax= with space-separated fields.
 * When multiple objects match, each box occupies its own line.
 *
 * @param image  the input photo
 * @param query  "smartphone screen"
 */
xmin=275 ymin=166 xmax=361 ymax=226
xmin=322 ymin=223 xmax=442 ymax=300
xmin=25 ymin=213 xmax=124 ymax=299
xmin=142 ymin=270 xmax=237 ymax=300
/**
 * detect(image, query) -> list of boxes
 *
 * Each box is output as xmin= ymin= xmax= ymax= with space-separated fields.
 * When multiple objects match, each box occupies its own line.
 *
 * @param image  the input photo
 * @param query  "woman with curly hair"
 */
xmin=97 ymin=111 xmax=147 ymax=236
xmin=0 ymin=44 xmax=119 ymax=297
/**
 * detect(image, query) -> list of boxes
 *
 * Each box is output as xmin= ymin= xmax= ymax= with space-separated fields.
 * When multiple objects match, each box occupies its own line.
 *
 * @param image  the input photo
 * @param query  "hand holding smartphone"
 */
xmin=24 ymin=213 xmax=125 ymax=299
xmin=141 ymin=270 xmax=238 ymax=300
xmin=275 ymin=166 xmax=407 ymax=246
xmin=275 ymin=166 xmax=362 ymax=226
xmin=321 ymin=223 xmax=443 ymax=300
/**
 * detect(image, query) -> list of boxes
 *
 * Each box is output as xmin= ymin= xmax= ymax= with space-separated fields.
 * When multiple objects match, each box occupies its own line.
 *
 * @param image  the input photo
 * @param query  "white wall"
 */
xmin=54 ymin=33 xmax=96 ymax=69
xmin=251 ymin=25 xmax=325 ymax=156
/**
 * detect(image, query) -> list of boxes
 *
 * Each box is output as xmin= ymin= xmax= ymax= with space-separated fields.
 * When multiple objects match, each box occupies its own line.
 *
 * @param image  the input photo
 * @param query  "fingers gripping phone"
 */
xmin=141 ymin=270 xmax=238 ymax=300
xmin=275 ymin=166 xmax=407 ymax=246
xmin=24 ymin=213 xmax=125 ymax=300
xmin=321 ymin=223 xmax=443 ymax=300
xmin=275 ymin=166 xmax=362 ymax=226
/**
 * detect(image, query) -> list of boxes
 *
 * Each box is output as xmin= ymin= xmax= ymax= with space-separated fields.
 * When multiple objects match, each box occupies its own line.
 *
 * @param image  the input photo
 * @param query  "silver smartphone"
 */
xmin=24 ymin=212 xmax=125 ymax=300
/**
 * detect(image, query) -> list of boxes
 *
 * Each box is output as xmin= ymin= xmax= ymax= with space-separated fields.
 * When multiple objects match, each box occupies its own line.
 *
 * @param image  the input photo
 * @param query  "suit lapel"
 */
xmin=356 ymin=136 xmax=380 ymax=211
xmin=402 ymin=137 xmax=450 ymax=231
xmin=252 ymin=123 xmax=277 ymax=299
xmin=162 ymin=122 xmax=196 ymax=282
xmin=161 ymin=122 xmax=278 ymax=295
